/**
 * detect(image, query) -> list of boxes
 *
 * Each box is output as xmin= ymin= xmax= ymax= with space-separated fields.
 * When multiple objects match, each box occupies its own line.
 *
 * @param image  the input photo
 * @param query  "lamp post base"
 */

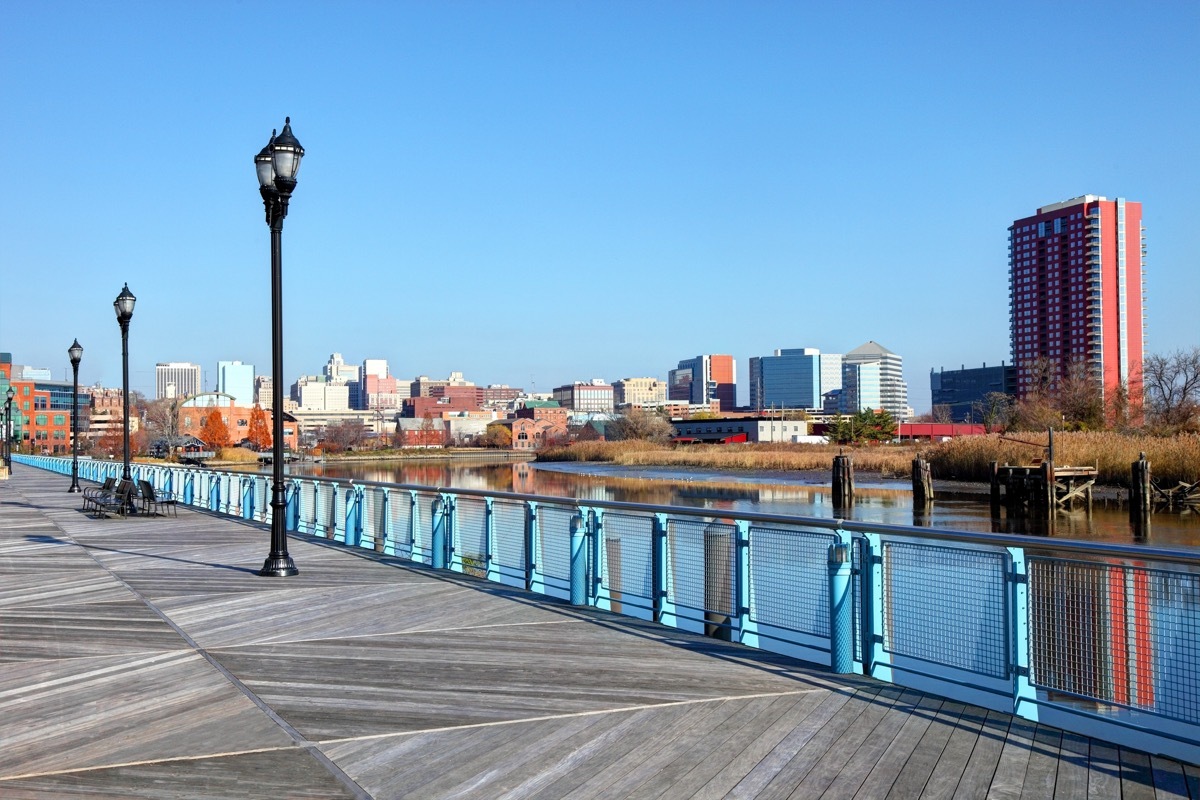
xmin=68 ymin=484 xmax=82 ymax=493
xmin=259 ymin=555 xmax=299 ymax=577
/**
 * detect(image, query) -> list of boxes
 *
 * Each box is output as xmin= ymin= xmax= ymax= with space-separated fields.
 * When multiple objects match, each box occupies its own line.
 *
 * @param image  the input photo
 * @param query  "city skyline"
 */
xmin=2 ymin=3 xmax=1197 ymax=411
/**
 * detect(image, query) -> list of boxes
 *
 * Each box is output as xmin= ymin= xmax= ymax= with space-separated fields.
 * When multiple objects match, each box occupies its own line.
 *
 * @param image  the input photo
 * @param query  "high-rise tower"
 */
xmin=1008 ymin=196 xmax=1144 ymax=408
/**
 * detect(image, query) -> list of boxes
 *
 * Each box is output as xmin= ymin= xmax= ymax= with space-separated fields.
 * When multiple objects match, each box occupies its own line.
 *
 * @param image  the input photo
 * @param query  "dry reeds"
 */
xmin=538 ymin=441 xmax=918 ymax=475
xmin=925 ymin=432 xmax=1200 ymax=487
xmin=539 ymin=433 xmax=1200 ymax=488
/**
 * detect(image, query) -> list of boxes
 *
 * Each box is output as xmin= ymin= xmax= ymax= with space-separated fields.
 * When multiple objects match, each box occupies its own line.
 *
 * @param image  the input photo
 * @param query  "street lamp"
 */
xmin=3 ymin=386 xmax=13 ymax=470
xmin=114 ymin=284 xmax=136 ymax=502
xmin=68 ymin=339 xmax=83 ymax=492
xmin=255 ymin=117 xmax=304 ymax=577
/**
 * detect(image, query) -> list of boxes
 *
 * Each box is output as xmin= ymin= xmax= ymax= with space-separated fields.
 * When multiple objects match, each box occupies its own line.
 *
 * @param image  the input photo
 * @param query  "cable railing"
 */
xmin=13 ymin=453 xmax=1200 ymax=763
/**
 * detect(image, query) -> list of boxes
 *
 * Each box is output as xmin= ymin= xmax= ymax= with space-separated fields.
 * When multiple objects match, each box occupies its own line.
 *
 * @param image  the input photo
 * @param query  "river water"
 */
xmin=285 ymin=458 xmax=1200 ymax=549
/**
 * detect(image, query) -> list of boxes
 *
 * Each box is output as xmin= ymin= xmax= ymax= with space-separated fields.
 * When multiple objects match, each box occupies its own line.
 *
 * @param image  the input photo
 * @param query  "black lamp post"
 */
xmin=114 ymin=285 xmax=136 ymax=498
xmin=68 ymin=339 xmax=83 ymax=492
xmin=3 ymin=386 xmax=13 ymax=470
xmin=255 ymin=117 xmax=303 ymax=577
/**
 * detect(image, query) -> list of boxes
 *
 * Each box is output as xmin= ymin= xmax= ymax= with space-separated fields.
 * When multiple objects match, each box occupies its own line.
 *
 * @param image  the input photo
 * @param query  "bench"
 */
xmin=82 ymin=477 xmax=117 ymax=513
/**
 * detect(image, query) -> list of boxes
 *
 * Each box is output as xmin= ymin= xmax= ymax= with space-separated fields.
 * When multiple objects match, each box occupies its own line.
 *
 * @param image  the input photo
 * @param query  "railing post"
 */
xmin=242 ymin=478 xmax=254 ymax=520
xmin=431 ymin=496 xmax=447 ymax=570
xmin=1008 ymin=546 xmax=1038 ymax=722
xmin=183 ymin=473 xmax=194 ymax=505
xmin=653 ymin=512 xmax=669 ymax=625
xmin=380 ymin=488 xmax=392 ymax=555
xmin=570 ymin=511 xmax=587 ymax=606
xmin=209 ymin=474 xmax=219 ymax=511
xmin=485 ymin=498 xmax=499 ymax=583
xmin=736 ymin=520 xmax=757 ymax=647
xmin=862 ymin=532 xmax=889 ymax=682
xmin=828 ymin=529 xmax=854 ymax=673
xmin=346 ymin=485 xmax=364 ymax=548
xmin=526 ymin=502 xmax=542 ymax=594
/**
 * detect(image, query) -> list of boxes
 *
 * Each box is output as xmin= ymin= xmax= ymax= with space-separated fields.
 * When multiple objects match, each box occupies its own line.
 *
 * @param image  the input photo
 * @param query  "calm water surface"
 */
xmin=284 ymin=458 xmax=1200 ymax=549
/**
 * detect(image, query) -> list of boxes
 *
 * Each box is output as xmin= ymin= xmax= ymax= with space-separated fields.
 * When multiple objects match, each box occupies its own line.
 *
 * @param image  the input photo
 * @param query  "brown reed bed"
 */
xmin=539 ymin=433 xmax=1200 ymax=489
xmin=924 ymin=431 xmax=1200 ymax=487
xmin=537 ymin=441 xmax=918 ymax=476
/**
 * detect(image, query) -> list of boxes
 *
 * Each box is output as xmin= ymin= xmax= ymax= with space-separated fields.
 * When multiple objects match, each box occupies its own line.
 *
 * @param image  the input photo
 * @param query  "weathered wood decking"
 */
xmin=1 ymin=464 xmax=1197 ymax=799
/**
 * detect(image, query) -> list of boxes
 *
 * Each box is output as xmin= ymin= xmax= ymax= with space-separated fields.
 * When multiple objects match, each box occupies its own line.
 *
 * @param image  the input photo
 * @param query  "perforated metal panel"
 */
xmin=1029 ymin=558 xmax=1200 ymax=724
xmin=748 ymin=525 xmax=838 ymax=637
xmin=601 ymin=512 xmax=654 ymax=603
xmin=315 ymin=484 xmax=336 ymax=537
xmin=666 ymin=518 xmax=736 ymax=616
xmin=537 ymin=504 xmax=576 ymax=582
xmin=255 ymin=476 xmax=270 ymax=522
xmin=883 ymin=541 xmax=1009 ymax=678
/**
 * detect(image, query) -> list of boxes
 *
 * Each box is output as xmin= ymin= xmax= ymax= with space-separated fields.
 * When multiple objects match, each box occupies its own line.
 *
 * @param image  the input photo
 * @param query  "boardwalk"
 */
xmin=1 ymin=465 xmax=1197 ymax=799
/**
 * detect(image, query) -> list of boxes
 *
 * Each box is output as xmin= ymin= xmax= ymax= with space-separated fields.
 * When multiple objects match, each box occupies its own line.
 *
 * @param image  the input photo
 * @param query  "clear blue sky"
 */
xmin=3 ymin=2 xmax=1197 ymax=411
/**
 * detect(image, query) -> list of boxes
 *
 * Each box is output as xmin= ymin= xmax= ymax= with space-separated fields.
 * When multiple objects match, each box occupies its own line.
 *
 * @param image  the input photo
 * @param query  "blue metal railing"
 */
xmin=13 ymin=453 xmax=1200 ymax=763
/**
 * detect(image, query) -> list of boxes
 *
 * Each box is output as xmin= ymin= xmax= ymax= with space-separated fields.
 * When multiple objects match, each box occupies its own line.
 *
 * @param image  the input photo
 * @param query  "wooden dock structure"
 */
xmin=1 ymin=465 xmax=1197 ymax=798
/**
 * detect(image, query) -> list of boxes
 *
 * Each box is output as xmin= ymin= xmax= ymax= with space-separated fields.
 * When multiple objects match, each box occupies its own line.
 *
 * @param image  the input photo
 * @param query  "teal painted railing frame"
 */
xmin=12 ymin=453 xmax=1200 ymax=763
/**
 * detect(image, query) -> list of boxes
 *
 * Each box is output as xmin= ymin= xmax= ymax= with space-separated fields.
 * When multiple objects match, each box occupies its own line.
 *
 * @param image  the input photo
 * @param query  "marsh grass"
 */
xmin=539 ymin=433 xmax=1200 ymax=488
xmin=926 ymin=432 xmax=1200 ymax=487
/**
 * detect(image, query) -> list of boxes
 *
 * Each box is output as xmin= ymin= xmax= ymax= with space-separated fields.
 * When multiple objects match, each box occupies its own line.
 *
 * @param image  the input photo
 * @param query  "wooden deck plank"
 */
xmin=1147 ymin=755 xmax=1191 ymax=800
xmin=1053 ymin=731 xmax=1092 ymax=800
xmin=951 ymin=709 xmax=1012 ymax=799
xmin=688 ymin=687 xmax=844 ymax=800
xmin=884 ymin=700 xmax=970 ymax=799
xmin=1019 ymin=724 xmax=1063 ymax=800
xmin=1087 ymin=741 xmax=1123 ymax=799
xmin=1119 ymin=748 xmax=1160 ymax=800
xmin=2 ymin=465 xmax=1198 ymax=800
xmin=758 ymin=685 xmax=906 ymax=799
xmin=986 ymin=713 xmax=1038 ymax=800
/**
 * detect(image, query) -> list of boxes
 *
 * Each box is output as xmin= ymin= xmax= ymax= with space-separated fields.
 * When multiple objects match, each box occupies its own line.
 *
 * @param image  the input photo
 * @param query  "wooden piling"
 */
xmin=989 ymin=461 xmax=1001 ymax=517
xmin=912 ymin=457 xmax=934 ymax=506
xmin=1130 ymin=452 xmax=1151 ymax=520
xmin=832 ymin=454 xmax=854 ymax=508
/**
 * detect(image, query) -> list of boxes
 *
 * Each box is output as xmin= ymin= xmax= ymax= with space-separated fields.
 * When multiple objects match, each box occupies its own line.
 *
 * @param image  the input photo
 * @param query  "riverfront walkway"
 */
xmin=1 ymin=465 xmax=1197 ymax=799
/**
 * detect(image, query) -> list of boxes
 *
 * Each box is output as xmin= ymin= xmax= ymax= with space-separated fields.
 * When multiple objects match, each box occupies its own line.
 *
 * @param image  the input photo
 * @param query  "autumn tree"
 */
xmin=247 ymin=404 xmax=272 ymax=450
xmin=478 ymin=423 xmax=512 ymax=449
xmin=199 ymin=409 xmax=232 ymax=450
xmin=144 ymin=397 xmax=183 ymax=457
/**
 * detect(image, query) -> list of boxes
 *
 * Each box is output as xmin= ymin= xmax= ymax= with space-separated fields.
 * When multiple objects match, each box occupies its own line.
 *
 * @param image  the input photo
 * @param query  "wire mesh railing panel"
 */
xmin=853 ymin=535 xmax=864 ymax=662
xmin=298 ymin=482 xmax=317 ymax=532
xmin=492 ymin=501 xmax=526 ymax=579
xmin=455 ymin=496 xmax=489 ymax=577
xmin=1029 ymin=557 xmax=1200 ymax=724
xmin=361 ymin=488 xmax=384 ymax=550
xmin=537 ymin=504 xmax=576 ymax=582
xmin=601 ymin=512 xmax=654 ymax=605
xmin=882 ymin=541 xmax=1009 ymax=679
xmin=748 ymin=525 xmax=838 ymax=637
xmin=389 ymin=492 xmax=415 ymax=560
xmin=413 ymin=491 xmax=439 ymax=564
xmin=315 ymin=484 xmax=336 ymax=537
xmin=255 ymin=476 xmax=270 ymax=523
xmin=666 ymin=518 xmax=736 ymax=616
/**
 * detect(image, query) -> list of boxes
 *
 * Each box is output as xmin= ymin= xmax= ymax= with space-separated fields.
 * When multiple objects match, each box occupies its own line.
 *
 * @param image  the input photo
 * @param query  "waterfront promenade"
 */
xmin=1 ymin=464 xmax=1196 ymax=798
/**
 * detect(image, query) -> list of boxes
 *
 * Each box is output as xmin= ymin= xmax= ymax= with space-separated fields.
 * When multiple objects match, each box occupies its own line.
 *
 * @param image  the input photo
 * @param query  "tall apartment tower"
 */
xmin=1008 ymin=196 xmax=1144 ymax=406
xmin=668 ymin=355 xmax=736 ymax=411
xmin=156 ymin=362 xmax=202 ymax=399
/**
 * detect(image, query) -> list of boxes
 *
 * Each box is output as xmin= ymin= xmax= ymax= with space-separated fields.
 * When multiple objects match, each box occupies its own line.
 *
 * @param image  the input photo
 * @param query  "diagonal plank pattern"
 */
xmin=0 ymin=464 xmax=1196 ymax=798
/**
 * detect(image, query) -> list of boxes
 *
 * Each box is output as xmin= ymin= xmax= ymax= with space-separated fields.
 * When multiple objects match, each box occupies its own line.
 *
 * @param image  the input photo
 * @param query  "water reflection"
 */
xmin=288 ymin=459 xmax=1200 ymax=548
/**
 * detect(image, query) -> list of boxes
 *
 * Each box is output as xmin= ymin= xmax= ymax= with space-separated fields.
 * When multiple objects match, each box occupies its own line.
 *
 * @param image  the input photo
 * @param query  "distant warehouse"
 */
xmin=672 ymin=417 xmax=825 ymax=444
